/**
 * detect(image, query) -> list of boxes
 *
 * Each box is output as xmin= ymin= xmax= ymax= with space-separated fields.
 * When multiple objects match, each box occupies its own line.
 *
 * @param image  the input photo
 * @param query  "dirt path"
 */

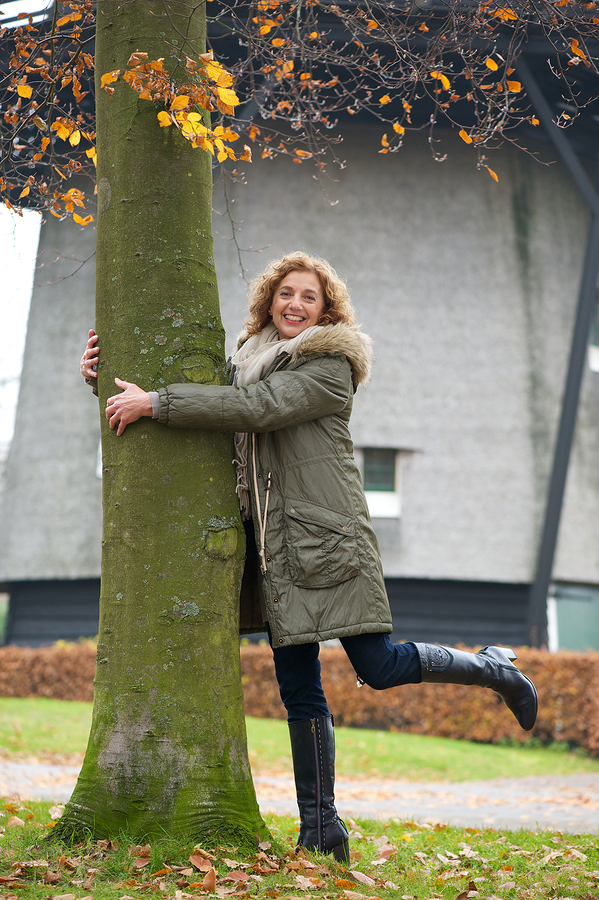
xmin=1 ymin=759 xmax=598 ymax=833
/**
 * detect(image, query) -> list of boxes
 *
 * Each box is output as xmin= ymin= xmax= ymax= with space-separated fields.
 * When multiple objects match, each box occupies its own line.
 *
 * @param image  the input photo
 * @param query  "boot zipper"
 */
xmin=310 ymin=719 xmax=323 ymax=852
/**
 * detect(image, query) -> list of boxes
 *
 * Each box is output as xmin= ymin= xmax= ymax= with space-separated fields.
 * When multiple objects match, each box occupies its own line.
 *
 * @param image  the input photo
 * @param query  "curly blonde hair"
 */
xmin=245 ymin=251 xmax=356 ymax=336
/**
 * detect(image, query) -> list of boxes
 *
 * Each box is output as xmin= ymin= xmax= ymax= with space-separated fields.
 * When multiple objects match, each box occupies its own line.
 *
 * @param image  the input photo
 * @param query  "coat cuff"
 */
xmin=149 ymin=391 xmax=160 ymax=419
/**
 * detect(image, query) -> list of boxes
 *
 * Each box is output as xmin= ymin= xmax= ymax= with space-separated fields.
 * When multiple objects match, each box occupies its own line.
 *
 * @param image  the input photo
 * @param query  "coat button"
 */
xmin=343 ymin=526 xmax=348 ymax=532
xmin=273 ymin=596 xmax=279 ymax=603
xmin=266 ymin=556 xmax=272 ymax=562
xmin=278 ymin=638 xmax=284 ymax=644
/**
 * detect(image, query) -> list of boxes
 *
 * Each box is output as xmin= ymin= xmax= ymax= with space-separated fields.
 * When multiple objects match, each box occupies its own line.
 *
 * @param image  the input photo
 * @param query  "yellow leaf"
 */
xmin=170 ymin=95 xmax=190 ymax=111
xmin=393 ymin=122 xmax=405 ymax=135
xmin=69 ymin=130 xmax=81 ymax=147
xmin=431 ymin=71 xmax=450 ymax=91
xmin=459 ymin=129 xmax=472 ymax=144
xmin=485 ymin=58 xmax=499 ymax=71
xmin=271 ymin=38 xmax=285 ymax=46
xmin=181 ymin=116 xmax=207 ymax=137
xmin=379 ymin=94 xmax=391 ymax=105
xmin=506 ymin=80 xmax=521 ymax=92
xmin=204 ymin=60 xmax=233 ymax=87
xmin=19 ymin=186 xmax=30 ymax=199
xmin=73 ymin=214 xmax=94 ymax=226
xmin=531 ymin=116 xmax=539 ymax=126
xmin=100 ymin=70 xmax=120 ymax=89
xmin=216 ymin=86 xmax=239 ymax=107
xmin=309 ymin=31 xmax=318 ymax=39
xmin=486 ymin=167 xmax=499 ymax=182
xmin=300 ymin=73 xmax=311 ymax=80
xmin=157 ymin=111 xmax=173 ymax=127
xmin=51 ymin=121 xmax=72 ymax=141
xmin=17 ymin=84 xmax=32 ymax=99
xmin=259 ymin=24 xmax=273 ymax=35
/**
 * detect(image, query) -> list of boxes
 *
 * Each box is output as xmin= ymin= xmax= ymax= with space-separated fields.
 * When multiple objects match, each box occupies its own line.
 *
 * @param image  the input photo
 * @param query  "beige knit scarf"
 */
xmin=231 ymin=321 xmax=323 ymax=518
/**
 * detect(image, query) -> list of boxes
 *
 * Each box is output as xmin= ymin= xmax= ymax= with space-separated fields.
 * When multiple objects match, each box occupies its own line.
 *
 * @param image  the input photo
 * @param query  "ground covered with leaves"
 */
xmin=1 ymin=800 xmax=598 ymax=900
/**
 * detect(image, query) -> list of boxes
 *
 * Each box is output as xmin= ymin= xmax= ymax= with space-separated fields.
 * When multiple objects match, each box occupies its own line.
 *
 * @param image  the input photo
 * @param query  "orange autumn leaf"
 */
xmin=393 ymin=122 xmax=405 ymax=135
xmin=17 ymin=84 xmax=32 ymax=99
xmin=431 ymin=71 xmax=450 ymax=90
xmin=379 ymin=94 xmax=391 ymax=104
xmin=295 ymin=149 xmax=312 ymax=158
xmin=571 ymin=38 xmax=587 ymax=59
xmin=271 ymin=37 xmax=285 ymax=46
xmin=485 ymin=58 xmax=499 ymax=71
xmin=19 ymin=186 xmax=30 ymax=199
xmin=506 ymin=80 xmax=521 ymax=92
xmin=486 ymin=166 xmax=499 ymax=181
xmin=459 ymin=129 xmax=472 ymax=144
xmin=56 ymin=12 xmax=82 ymax=27
xmin=100 ymin=70 xmax=120 ymax=90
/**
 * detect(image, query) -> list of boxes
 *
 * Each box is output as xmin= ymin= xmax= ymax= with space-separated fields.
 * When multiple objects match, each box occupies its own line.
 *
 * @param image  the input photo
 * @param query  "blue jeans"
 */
xmin=269 ymin=630 xmax=422 ymax=723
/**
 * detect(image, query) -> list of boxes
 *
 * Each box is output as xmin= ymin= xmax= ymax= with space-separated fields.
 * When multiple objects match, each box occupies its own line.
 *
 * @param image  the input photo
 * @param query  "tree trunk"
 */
xmin=56 ymin=0 xmax=267 ymax=846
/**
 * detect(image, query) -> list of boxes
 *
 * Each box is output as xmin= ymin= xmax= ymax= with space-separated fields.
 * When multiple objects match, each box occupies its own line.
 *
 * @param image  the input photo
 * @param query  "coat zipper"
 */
xmin=252 ymin=432 xmax=272 ymax=575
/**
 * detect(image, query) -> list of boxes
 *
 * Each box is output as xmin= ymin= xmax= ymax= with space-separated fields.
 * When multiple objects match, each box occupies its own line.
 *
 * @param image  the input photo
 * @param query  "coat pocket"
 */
xmin=284 ymin=499 xmax=361 ymax=588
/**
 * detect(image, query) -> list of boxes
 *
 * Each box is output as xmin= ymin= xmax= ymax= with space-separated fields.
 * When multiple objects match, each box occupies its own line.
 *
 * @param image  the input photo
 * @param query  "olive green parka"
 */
xmin=157 ymin=322 xmax=393 ymax=647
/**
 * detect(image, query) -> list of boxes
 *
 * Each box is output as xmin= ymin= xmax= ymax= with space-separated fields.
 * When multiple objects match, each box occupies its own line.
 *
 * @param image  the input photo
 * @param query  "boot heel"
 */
xmin=330 ymin=837 xmax=350 ymax=864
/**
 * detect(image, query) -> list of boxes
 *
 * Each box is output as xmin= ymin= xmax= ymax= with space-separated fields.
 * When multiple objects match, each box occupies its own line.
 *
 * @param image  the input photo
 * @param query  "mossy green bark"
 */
xmin=56 ymin=1 xmax=268 ymax=846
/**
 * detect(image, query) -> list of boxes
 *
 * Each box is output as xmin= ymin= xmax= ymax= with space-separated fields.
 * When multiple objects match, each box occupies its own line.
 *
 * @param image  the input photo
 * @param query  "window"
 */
xmin=355 ymin=447 xmax=401 ymax=519
xmin=363 ymin=448 xmax=396 ymax=492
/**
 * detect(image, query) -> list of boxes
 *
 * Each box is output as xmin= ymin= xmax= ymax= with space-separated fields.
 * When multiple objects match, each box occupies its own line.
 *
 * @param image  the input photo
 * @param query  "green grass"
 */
xmin=1 ymin=696 xmax=598 ymax=782
xmin=245 ymin=715 xmax=599 ymax=782
xmin=0 ymin=697 xmax=92 ymax=760
xmin=0 ymin=800 xmax=598 ymax=900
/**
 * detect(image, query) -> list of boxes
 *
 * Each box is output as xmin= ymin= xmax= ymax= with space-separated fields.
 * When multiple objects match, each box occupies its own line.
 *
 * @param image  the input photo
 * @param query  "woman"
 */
xmin=81 ymin=251 xmax=537 ymax=863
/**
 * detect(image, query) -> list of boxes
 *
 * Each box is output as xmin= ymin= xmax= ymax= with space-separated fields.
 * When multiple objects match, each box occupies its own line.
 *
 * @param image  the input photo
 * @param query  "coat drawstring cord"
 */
xmin=251 ymin=433 xmax=272 ymax=575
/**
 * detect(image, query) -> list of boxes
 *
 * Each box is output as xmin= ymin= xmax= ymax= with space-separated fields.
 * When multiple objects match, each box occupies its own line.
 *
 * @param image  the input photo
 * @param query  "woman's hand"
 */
xmin=106 ymin=378 xmax=152 ymax=436
xmin=81 ymin=328 xmax=99 ymax=380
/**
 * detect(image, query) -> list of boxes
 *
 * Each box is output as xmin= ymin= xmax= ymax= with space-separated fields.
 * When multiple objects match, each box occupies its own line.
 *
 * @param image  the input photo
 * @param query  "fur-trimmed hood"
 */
xmin=236 ymin=322 xmax=373 ymax=386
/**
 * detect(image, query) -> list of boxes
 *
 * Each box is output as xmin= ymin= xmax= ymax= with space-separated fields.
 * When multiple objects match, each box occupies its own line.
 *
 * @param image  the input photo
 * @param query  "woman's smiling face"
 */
xmin=269 ymin=270 xmax=325 ymax=339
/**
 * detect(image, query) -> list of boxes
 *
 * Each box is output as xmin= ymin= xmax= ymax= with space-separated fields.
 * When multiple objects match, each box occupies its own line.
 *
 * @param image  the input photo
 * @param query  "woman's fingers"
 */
xmin=106 ymin=378 xmax=152 ymax=436
xmin=81 ymin=328 xmax=99 ymax=379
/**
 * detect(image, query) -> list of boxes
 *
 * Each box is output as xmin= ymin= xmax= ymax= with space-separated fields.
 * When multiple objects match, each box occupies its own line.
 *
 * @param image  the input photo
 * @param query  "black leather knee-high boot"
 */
xmin=288 ymin=715 xmax=350 ymax=863
xmin=414 ymin=644 xmax=538 ymax=731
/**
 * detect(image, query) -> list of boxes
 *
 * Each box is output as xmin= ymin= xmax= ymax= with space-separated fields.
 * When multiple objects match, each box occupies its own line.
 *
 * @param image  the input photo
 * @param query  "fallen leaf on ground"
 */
xmin=225 ymin=872 xmax=249 ymax=883
xmin=7 ymin=816 xmax=25 ymax=827
xmin=350 ymin=870 xmax=376 ymax=886
xmin=202 ymin=867 xmax=217 ymax=891
xmin=44 ymin=871 xmax=62 ymax=884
